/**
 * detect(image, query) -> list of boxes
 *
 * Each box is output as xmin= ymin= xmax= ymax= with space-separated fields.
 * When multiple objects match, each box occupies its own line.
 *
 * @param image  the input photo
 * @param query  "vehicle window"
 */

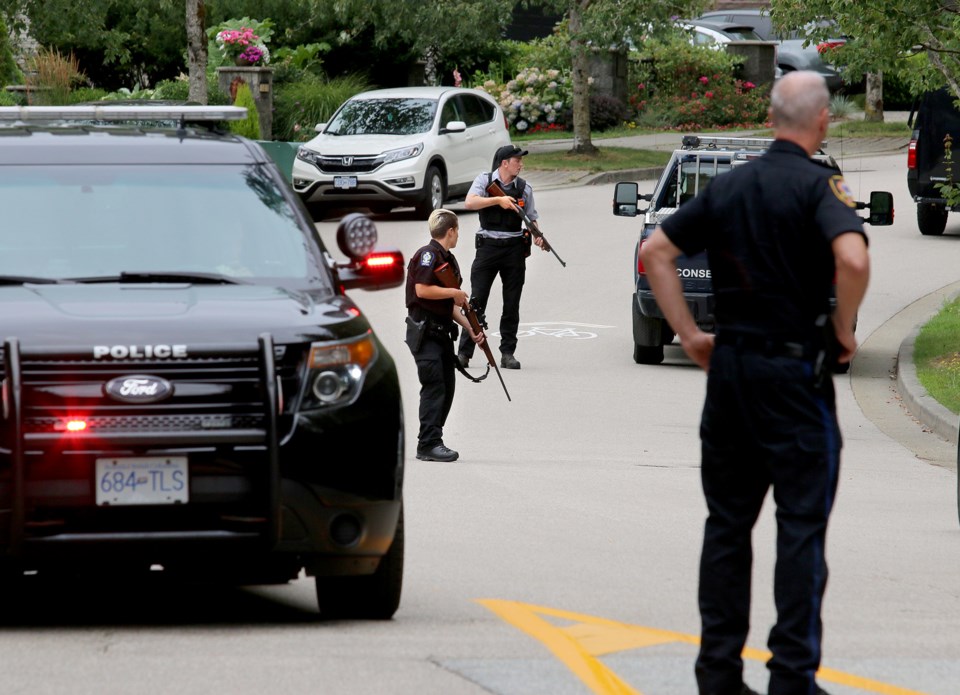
xmin=325 ymin=98 xmax=438 ymax=136
xmin=457 ymin=95 xmax=495 ymax=127
xmin=693 ymin=30 xmax=718 ymax=46
xmin=440 ymin=98 xmax=461 ymax=127
xmin=660 ymin=158 xmax=732 ymax=207
xmin=0 ymin=164 xmax=331 ymax=286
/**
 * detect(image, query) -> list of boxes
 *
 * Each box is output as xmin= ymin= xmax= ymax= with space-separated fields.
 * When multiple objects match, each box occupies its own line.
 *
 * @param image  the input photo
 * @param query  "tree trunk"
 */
xmin=864 ymin=72 xmax=883 ymax=122
xmin=186 ymin=0 xmax=208 ymax=104
xmin=568 ymin=1 xmax=598 ymax=155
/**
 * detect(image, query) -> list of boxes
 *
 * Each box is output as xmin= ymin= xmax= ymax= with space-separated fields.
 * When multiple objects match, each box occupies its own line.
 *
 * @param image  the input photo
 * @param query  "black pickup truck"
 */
xmin=0 ymin=105 xmax=405 ymax=619
xmin=613 ymin=135 xmax=894 ymax=364
xmin=908 ymin=87 xmax=960 ymax=235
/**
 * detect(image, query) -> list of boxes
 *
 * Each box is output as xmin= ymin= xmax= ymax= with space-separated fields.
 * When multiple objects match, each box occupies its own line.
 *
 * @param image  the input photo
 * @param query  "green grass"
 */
xmin=523 ymin=146 xmax=670 ymax=173
xmin=828 ymin=120 xmax=912 ymax=137
xmin=914 ymin=296 xmax=960 ymax=414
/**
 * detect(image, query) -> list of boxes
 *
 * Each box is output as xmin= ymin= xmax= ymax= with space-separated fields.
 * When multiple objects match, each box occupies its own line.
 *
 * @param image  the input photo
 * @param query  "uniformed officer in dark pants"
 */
xmin=640 ymin=71 xmax=870 ymax=695
xmin=456 ymin=144 xmax=546 ymax=370
xmin=406 ymin=209 xmax=484 ymax=462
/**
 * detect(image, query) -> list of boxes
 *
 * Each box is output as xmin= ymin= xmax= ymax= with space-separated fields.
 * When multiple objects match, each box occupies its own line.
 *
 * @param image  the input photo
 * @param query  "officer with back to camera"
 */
xmin=405 ymin=208 xmax=484 ymax=463
xmin=640 ymin=70 xmax=870 ymax=695
xmin=456 ymin=144 xmax=546 ymax=371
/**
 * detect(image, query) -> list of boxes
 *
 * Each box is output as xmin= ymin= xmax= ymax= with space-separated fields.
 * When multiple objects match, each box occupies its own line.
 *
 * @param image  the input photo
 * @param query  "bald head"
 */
xmin=769 ymin=71 xmax=830 ymax=153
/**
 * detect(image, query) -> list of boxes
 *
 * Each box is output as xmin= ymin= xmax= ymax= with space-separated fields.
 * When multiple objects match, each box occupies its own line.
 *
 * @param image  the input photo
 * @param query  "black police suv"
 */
xmin=0 ymin=105 xmax=405 ymax=619
xmin=908 ymin=87 xmax=960 ymax=236
xmin=612 ymin=135 xmax=894 ymax=365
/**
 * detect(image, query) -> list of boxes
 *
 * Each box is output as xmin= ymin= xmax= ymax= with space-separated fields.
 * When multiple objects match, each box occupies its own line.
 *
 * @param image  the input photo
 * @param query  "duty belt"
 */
xmin=715 ymin=332 xmax=815 ymax=360
xmin=477 ymin=235 xmax=524 ymax=247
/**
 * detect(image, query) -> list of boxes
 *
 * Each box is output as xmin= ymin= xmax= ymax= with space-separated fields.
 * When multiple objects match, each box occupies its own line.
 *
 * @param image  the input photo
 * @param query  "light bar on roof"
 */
xmin=0 ymin=105 xmax=248 ymax=122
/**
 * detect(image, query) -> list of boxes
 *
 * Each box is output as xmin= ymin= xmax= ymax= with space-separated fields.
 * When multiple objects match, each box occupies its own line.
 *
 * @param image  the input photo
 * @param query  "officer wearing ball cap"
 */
xmin=456 ymin=144 xmax=546 ymax=371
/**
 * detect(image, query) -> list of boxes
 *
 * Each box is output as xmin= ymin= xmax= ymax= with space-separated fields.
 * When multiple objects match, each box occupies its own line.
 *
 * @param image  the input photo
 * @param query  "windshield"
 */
xmin=0 ymin=164 xmax=331 ymax=288
xmin=325 ymin=98 xmax=438 ymax=136
xmin=660 ymin=157 xmax=733 ymax=208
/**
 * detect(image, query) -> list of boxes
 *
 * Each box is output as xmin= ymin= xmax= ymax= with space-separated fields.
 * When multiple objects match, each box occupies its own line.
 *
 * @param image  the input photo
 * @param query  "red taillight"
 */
xmin=58 ymin=419 xmax=88 ymax=433
xmin=907 ymin=139 xmax=917 ymax=170
xmin=817 ymin=41 xmax=844 ymax=54
xmin=637 ymin=239 xmax=646 ymax=275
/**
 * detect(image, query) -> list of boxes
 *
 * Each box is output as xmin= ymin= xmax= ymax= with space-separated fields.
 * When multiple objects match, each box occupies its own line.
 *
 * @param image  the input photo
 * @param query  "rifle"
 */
xmin=485 ymin=179 xmax=567 ymax=267
xmin=434 ymin=261 xmax=511 ymax=402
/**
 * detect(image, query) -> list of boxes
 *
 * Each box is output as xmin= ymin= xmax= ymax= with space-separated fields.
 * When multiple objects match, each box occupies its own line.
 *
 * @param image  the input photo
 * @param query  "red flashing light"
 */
xmin=907 ymin=139 xmax=917 ymax=170
xmin=365 ymin=253 xmax=397 ymax=270
xmin=637 ymin=239 xmax=646 ymax=275
xmin=65 ymin=419 xmax=88 ymax=432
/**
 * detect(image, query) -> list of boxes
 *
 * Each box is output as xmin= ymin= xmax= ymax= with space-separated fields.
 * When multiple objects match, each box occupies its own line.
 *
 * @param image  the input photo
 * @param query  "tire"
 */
xmin=414 ymin=166 xmax=445 ymax=220
xmin=315 ymin=505 xmax=404 ymax=620
xmin=306 ymin=203 xmax=329 ymax=222
xmin=918 ymin=203 xmax=948 ymax=236
xmin=632 ymin=296 xmax=666 ymax=364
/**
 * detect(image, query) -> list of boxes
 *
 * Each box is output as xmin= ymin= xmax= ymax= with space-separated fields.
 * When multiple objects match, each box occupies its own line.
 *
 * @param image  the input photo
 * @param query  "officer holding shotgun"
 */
xmin=405 ymin=209 xmax=485 ymax=463
xmin=456 ymin=145 xmax=547 ymax=371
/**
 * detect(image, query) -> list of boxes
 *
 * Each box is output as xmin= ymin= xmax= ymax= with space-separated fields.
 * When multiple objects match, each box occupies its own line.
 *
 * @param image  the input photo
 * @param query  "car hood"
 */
xmin=0 ymin=284 xmax=369 ymax=351
xmin=302 ymin=132 xmax=426 ymax=156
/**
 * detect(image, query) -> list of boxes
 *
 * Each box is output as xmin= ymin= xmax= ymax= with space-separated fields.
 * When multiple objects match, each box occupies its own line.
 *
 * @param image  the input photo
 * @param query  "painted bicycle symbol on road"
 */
xmin=489 ymin=322 xmax=613 ymax=340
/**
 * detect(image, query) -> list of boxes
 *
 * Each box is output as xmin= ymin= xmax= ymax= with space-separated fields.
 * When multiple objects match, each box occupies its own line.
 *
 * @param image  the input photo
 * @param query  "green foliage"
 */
xmin=26 ymin=47 xmax=87 ymax=105
xmin=829 ymin=94 xmax=857 ymax=119
xmin=914 ymin=296 xmax=960 ymax=414
xmin=271 ymin=43 xmax=330 ymax=82
xmin=152 ymin=76 xmax=230 ymax=105
xmin=206 ymin=16 xmax=274 ymax=70
xmin=934 ymin=135 xmax=960 ymax=208
xmin=273 ymin=73 xmax=370 ymax=141
xmin=229 ymin=81 xmax=261 ymax=139
xmin=0 ymin=14 xmax=22 ymax=85
xmin=627 ymin=36 xmax=769 ymax=130
xmin=69 ymin=86 xmax=110 ymax=103
xmin=0 ymin=88 xmax=18 ymax=105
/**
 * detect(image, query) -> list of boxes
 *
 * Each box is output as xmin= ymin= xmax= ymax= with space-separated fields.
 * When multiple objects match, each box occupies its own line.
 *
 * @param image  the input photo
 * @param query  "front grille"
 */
xmin=317 ymin=154 xmax=383 ymax=174
xmin=28 ymin=414 xmax=264 ymax=433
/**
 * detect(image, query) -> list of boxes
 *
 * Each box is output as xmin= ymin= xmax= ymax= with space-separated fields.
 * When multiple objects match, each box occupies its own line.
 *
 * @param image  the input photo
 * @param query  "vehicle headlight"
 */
xmin=296 ymin=146 xmax=323 ymax=167
xmin=381 ymin=143 xmax=423 ymax=165
xmin=301 ymin=332 xmax=378 ymax=409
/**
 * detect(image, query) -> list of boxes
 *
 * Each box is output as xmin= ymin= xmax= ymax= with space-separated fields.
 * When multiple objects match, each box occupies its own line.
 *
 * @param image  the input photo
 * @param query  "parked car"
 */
xmin=611 ymin=134 xmax=894 ymax=365
xmin=683 ymin=19 xmax=768 ymax=47
xmin=697 ymin=8 xmax=847 ymax=91
xmin=292 ymin=87 xmax=511 ymax=220
xmin=0 ymin=104 xmax=406 ymax=619
xmin=908 ymin=87 xmax=960 ymax=235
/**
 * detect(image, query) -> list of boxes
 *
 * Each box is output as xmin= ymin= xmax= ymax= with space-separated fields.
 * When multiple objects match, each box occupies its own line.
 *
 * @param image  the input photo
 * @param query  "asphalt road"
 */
xmin=2 ymin=150 xmax=958 ymax=695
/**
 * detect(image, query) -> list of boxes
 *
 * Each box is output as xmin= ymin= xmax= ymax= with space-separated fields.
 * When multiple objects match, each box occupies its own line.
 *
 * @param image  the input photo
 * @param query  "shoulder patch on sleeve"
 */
xmin=828 ymin=175 xmax=858 ymax=208
xmin=420 ymin=250 xmax=434 ymax=267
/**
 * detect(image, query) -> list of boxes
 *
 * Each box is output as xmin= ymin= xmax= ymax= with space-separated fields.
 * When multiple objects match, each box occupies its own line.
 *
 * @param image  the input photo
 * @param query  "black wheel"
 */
xmin=414 ymin=166 xmax=445 ymax=220
xmin=315 ymin=505 xmax=404 ymax=620
xmin=918 ymin=203 xmax=947 ymax=236
xmin=633 ymin=342 xmax=664 ymax=365
xmin=307 ymin=203 xmax=330 ymax=222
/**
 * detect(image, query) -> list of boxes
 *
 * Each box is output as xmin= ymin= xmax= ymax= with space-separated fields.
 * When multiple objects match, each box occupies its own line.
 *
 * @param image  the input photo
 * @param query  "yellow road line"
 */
xmin=478 ymin=599 xmax=932 ymax=695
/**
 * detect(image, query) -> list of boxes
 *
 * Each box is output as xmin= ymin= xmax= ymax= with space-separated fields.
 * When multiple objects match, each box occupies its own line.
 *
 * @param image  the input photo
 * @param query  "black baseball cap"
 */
xmin=492 ymin=144 xmax=529 ymax=168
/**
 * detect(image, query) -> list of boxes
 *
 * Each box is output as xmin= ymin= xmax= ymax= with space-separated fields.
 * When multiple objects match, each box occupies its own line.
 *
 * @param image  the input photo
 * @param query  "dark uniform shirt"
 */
xmin=405 ymin=239 xmax=461 ymax=323
xmin=660 ymin=140 xmax=867 ymax=339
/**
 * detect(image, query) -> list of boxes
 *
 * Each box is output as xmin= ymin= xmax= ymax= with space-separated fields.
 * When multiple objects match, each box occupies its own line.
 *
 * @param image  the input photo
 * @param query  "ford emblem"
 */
xmin=104 ymin=375 xmax=174 ymax=403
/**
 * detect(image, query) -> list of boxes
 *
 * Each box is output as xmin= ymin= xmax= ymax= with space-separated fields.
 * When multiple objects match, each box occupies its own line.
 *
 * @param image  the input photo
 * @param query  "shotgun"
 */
xmin=434 ymin=261 xmax=511 ymax=401
xmin=485 ymin=179 xmax=566 ymax=267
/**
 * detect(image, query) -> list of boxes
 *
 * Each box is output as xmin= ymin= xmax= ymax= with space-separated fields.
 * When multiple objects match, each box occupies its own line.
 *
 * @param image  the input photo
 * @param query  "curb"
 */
xmin=897 ymin=316 xmax=960 ymax=446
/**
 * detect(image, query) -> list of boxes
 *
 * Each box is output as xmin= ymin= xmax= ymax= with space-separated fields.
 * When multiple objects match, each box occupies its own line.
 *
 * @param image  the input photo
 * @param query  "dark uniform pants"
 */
xmin=457 ymin=238 xmax=526 ymax=359
xmin=696 ymin=344 xmax=840 ymax=695
xmin=410 ymin=335 xmax=456 ymax=449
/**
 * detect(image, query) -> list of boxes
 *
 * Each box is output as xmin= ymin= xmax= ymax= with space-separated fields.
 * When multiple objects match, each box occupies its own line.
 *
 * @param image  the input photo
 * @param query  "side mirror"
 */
xmin=613 ymin=181 xmax=649 ymax=217
xmin=334 ymin=213 xmax=404 ymax=290
xmin=857 ymin=191 xmax=895 ymax=226
xmin=314 ymin=122 xmax=327 ymax=133
xmin=439 ymin=120 xmax=466 ymax=134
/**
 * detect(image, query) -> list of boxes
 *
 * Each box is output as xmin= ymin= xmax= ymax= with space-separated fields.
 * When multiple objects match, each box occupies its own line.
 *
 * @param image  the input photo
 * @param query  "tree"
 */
xmin=771 ymin=0 xmax=960 ymax=103
xmin=538 ymin=0 xmax=707 ymax=154
xmin=185 ymin=0 xmax=206 ymax=103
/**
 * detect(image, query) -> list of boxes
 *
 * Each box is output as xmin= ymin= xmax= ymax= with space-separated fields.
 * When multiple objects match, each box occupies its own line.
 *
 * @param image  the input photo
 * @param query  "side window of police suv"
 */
xmin=659 ymin=161 xmax=730 ymax=208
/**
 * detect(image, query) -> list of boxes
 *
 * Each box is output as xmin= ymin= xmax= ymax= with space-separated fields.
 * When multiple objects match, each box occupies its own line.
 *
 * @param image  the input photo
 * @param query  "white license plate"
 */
xmin=333 ymin=176 xmax=358 ymax=189
xmin=95 ymin=456 xmax=189 ymax=506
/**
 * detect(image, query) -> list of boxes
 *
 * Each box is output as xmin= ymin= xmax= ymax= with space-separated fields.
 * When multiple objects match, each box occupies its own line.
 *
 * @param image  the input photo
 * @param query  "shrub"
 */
xmin=480 ymin=66 xmax=572 ymax=133
xmin=627 ymin=36 xmax=770 ymax=130
xmin=229 ymin=81 xmax=261 ymax=139
xmin=26 ymin=47 xmax=87 ymax=105
xmin=273 ymin=73 xmax=370 ymax=142
xmin=69 ymin=87 xmax=110 ymax=103
xmin=0 ymin=15 xmax=22 ymax=86
xmin=152 ymin=76 xmax=230 ymax=105
xmin=0 ymin=89 xmax=18 ymax=106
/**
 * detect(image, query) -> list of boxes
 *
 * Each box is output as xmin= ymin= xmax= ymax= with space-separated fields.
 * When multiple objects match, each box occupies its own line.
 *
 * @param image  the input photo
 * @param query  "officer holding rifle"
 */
xmin=405 ymin=209 xmax=484 ymax=462
xmin=456 ymin=145 xmax=547 ymax=371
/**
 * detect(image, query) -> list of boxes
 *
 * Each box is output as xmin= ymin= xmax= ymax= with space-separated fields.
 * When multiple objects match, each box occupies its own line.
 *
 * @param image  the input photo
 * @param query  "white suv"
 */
xmin=292 ymin=86 xmax=510 ymax=220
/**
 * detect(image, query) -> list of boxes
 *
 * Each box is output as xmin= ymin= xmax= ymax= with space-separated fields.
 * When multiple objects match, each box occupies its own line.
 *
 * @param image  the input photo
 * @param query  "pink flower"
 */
xmin=637 ymin=83 xmax=645 ymax=90
xmin=743 ymin=81 xmax=756 ymax=90
xmin=453 ymin=67 xmax=462 ymax=88
xmin=699 ymin=76 xmax=709 ymax=84
xmin=705 ymin=91 xmax=714 ymax=99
